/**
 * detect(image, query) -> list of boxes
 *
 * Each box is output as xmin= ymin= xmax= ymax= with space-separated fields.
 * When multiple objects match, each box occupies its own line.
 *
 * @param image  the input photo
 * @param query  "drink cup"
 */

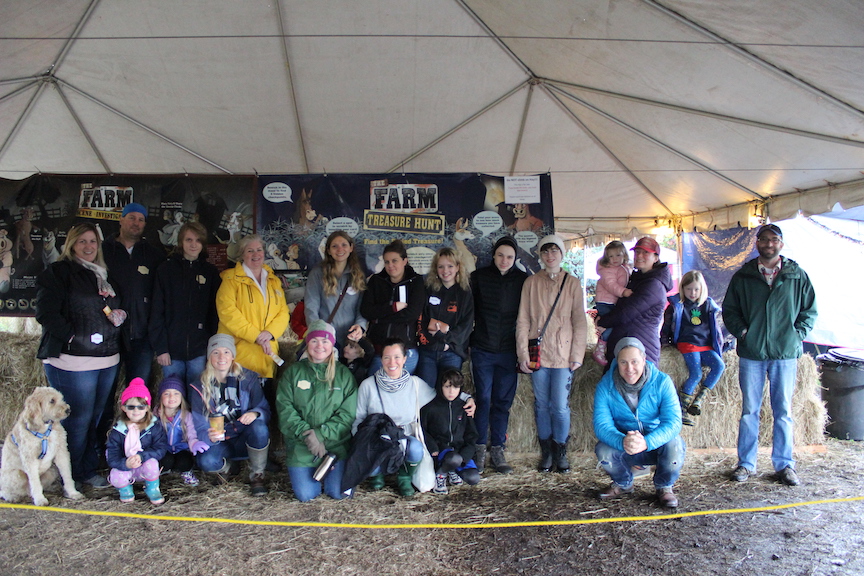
xmin=209 ymin=415 xmax=225 ymax=441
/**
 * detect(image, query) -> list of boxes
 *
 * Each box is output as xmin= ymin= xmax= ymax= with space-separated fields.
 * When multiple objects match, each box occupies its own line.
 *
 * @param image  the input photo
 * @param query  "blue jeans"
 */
xmin=289 ymin=460 xmax=347 ymax=502
xmin=595 ymin=303 xmax=614 ymax=341
xmin=368 ymin=348 xmax=419 ymax=377
xmin=595 ymin=436 xmax=686 ymax=489
xmin=160 ymin=355 xmax=206 ymax=388
xmin=197 ymin=418 xmax=270 ymax=472
xmin=370 ymin=436 xmax=424 ymax=475
xmin=122 ymin=337 xmax=155 ymax=382
xmin=415 ymin=348 xmax=463 ymax=389
xmin=737 ymin=357 xmax=797 ymax=472
xmin=531 ymin=367 xmax=572 ymax=443
xmin=44 ymin=362 xmax=119 ymax=482
xmin=681 ymin=350 xmax=726 ymax=395
xmin=470 ymin=348 xmax=519 ymax=446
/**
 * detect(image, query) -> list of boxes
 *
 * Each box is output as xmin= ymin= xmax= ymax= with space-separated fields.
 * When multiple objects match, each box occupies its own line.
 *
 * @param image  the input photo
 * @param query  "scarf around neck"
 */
xmin=374 ymin=367 xmax=412 ymax=393
xmin=76 ymin=257 xmax=116 ymax=297
xmin=613 ymin=362 xmax=650 ymax=413
xmin=124 ymin=421 xmax=143 ymax=457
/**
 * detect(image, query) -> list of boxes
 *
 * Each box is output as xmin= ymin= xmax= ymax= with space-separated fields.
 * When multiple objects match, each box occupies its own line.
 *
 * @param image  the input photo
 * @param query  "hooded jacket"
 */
xmin=360 ymin=265 xmax=425 ymax=353
xmin=722 ymin=256 xmax=817 ymax=360
xmin=600 ymin=263 xmax=673 ymax=364
xmin=420 ymin=394 xmax=478 ymax=463
xmin=149 ymin=252 xmax=221 ymax=361
xmin=216 ymin=261 xmax=290 ymax=378
xmin=593 ymin=359 xmax=682 ymax=452
xmin=105 ymin=416 xmax=168 ymax=471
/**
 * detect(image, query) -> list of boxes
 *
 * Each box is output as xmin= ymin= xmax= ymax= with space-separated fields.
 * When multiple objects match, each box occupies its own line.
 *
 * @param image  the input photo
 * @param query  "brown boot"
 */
xmin=489 ymin=445 xmax=513 ymax=474
xmin=656 ymin=487 xmax=679 ymax=508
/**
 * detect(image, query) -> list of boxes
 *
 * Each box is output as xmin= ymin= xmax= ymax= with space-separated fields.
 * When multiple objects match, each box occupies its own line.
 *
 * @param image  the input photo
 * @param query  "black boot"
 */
xmin=687 ymin=387 xmax=710 ymax=416
xmin=679 ymin=391 xmax=696 ymax=426
xmin=554 ymin=439 xmax=570 ymax=473
xmin=538 ymin=437 xmax=553 ymax=473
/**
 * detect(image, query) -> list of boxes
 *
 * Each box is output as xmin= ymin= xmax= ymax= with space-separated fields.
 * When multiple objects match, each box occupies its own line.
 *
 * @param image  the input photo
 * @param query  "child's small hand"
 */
xmin=622 ymin=288 xmax=633 ymax=297
xmin=431 ymin=451 xmax=439 ymax=457
xmin=126 ymin=454 xmax=142 ymax=469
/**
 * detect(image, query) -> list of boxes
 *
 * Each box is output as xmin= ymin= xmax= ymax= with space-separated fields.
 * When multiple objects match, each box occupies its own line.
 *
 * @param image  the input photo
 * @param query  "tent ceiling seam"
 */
xmin=509 ymin=82 xmax=535 ymax=176
xmin=56 ymin=78 xmax=233 ymax=174
xmin=455 ymin=0 xmax=535 ymax=78
xmin=385 ymin=80 xmax=528 ymax=174
xmin=49 ymin=0 xmax=101 ymax=77
xmin=540 ymin=83 xmax=674 ymax=215
xmin=275 ymin=0 xmax=309 ymax=173
xmin=642 ymin=0 xmax=864 ymax=123
xmin=542 ymin=78 xmax=864 ymax=149
xmin=55 ymin=82 xmax=111 ymax=173
xmin=548 ymin=83 xmax=764 ymax=201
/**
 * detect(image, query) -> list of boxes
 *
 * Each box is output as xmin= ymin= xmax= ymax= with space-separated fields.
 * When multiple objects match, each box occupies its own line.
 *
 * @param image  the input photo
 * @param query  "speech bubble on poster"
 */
xmin=514 ymin=231 xmax=539 ymax=251
xmin=407 ymin=246 xmax=436 ymax=275
xmin=325 ymin=217 xmax=360 ymax=237
xmin=472 ymin=210 xmax=503 ymax=237
xmin=262 ymin=182 xmax=292 ymax=203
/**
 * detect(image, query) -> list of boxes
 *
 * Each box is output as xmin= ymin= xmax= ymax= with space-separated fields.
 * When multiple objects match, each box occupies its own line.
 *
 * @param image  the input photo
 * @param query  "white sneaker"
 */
xmin=433 ymin=473 xmax=448 ymax=494
xmin=181 ymin=471 xmax=200 ymax=486
xmin=447 ymin=471 xmax=463 ymax=486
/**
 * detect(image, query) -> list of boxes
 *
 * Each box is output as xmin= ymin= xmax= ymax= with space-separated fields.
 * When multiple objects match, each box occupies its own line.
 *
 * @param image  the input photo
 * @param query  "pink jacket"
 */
xmin=595 ymin=262 xmax=630 ymax=305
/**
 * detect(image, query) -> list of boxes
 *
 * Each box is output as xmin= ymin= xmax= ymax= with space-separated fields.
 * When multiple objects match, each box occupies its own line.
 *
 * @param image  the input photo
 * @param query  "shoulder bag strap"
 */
xmin=537 ymin=273 xmax=568 ymax=341
xmin=326 ymin=279 xmax=352 ymax=324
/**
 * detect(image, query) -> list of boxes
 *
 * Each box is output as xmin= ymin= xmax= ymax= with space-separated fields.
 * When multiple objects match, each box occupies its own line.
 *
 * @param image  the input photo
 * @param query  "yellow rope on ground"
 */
xmin=2 ymin=495 xmax=863 ymax=529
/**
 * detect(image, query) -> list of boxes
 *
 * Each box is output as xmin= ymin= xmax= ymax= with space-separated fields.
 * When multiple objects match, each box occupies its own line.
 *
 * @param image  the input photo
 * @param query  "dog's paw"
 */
xmin=32 ymin=495 xmax=49 ymax=506
xmin=66 ymin=490 xmax=85 ymax=500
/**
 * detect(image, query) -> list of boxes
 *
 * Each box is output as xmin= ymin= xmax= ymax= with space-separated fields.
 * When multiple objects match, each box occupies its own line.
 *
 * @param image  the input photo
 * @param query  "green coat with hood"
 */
xmin=722 ymin=256 xmax=817 ymax=361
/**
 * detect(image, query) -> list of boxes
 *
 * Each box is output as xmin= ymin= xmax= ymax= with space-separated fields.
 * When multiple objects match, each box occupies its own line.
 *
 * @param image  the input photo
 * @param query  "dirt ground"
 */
xmin=1 ymin=439 xmax=862 ymax=576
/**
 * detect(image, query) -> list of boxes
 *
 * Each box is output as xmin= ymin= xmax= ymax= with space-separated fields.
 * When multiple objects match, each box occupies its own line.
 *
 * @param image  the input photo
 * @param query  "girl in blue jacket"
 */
xmin=661 ymin=270 xmax=725 ymax=426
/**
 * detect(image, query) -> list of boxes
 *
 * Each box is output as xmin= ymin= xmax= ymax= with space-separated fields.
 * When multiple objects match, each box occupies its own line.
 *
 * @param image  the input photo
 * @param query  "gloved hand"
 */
xmin=190 ymin=440 xmax=210 ymax=454
xmin=302 ymin=429 xmax=327 ymax=459
xmin=106 ymin=308 xmax=127 ymax=327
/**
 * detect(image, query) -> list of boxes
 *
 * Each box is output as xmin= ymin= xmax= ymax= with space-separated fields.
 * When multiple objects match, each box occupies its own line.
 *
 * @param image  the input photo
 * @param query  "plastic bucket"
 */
xmin=817 ymin=348 xmax=864 ymax=441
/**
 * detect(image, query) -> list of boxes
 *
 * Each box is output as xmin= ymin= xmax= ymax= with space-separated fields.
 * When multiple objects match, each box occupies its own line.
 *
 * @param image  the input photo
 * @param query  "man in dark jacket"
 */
xmin=102 ymin=202 xmax=166 ymax=382
xmin=723 ymin=224 xmax=817 ymax=487
xmin=469 ymin=236 xmax=527 ymax=474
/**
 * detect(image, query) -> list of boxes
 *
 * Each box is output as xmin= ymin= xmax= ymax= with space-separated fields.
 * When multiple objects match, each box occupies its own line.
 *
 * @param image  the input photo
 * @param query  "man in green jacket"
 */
xmin=722 ymin=224 xmax=817 ymax=486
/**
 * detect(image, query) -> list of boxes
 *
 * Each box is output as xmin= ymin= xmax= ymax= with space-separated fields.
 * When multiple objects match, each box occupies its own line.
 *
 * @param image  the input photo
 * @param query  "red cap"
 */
xmin=631 ymin=237 xmax=660 ymax=255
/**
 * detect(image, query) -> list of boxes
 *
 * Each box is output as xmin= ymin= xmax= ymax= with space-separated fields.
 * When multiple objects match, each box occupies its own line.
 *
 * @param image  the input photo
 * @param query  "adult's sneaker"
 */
xmin=730 ymin=466 xmax=751 ymax=483
xmin=777 ymin=466 xmax=800 ymax=486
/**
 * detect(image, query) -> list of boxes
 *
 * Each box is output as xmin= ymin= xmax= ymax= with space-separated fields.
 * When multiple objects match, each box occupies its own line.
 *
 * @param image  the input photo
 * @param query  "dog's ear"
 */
xmin=22 ymin=392 xmax=42 ymax=426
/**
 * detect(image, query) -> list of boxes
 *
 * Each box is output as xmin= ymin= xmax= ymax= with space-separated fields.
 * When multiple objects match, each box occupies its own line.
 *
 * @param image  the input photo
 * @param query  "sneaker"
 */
xmin=447 ymin=471 xmax=463 ymax=486
xmin=777 ymin=466 xmax=800 ymax=486
xmin=249 ymin=473 xmax=268 ymax=496
xmin=730 ymin=466 xmax=751 ymax=483
xmin=656 ymin=487 xmax=679 ymax=508
xmin=598 ymin=483 xmax=634 ymax=500
xmin=83 ymin=474 xmax=111 ymax=489
xmin=181 ymin=471 xmax=200 ymax=486
xmin=433 ymin=473 xmax=448 ymax=495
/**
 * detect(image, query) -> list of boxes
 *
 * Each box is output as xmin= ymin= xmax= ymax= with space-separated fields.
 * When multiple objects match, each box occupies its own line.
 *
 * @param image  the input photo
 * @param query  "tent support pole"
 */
xmin=509 ymin=82 xmax=535 ymax=176
xmin=0 ymin=80 xmax=39 ymax=104
xmin=548 ymin=84 xmax=764 ymax=201
xmin=57 ymin=79 xmax=233 ymax=174
xmin=49 ymin=0 xmax=102 ymax=75
xmin=642 ymin=0 xmax=864 ymax=123
xmin=454 ymin=0 xmax=535 ymax=77
xmin=275 ymin=0 xmax=310 ymax=173
xmin=541 ymin=84 xmax=675 ymax=215
xmin=0 ymin=82 xmax=48 ymax=164
xmin=55 ymin=82 xmax=111 ymax=173
xmin=385 ymin=81 xmax=527 ymax=174
xmin=543 ymin=78 xmax=864 ymax=149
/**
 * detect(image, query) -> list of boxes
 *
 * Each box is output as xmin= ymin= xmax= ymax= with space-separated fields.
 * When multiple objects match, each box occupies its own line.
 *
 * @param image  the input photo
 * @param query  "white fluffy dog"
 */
xmin=1 ymin=387 xmax=84 ymax=506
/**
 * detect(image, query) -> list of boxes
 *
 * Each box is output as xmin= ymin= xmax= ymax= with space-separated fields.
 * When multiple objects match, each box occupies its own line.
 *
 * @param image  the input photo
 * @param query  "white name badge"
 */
xmin=91 ymin=333 xmax=103 ymax=344
xmin=297 ymin=380 xmax=311 ymax=390
xmin=429 ymin=296 xmax=441 ymax=305
xmin=138 ymin=266 xmax=149 ymax=275
xmin=347 ymin=287 xmax=357 ymax=296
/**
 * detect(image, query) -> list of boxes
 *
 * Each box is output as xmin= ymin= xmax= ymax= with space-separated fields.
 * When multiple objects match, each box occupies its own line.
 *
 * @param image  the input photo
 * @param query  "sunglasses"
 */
xmin=124 ymin=404 xmax=148 ymax=411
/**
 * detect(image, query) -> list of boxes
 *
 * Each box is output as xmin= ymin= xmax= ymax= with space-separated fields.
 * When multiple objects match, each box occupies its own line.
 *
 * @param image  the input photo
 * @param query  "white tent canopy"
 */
xmin=2 ymin=0 xmax=863 ymax=238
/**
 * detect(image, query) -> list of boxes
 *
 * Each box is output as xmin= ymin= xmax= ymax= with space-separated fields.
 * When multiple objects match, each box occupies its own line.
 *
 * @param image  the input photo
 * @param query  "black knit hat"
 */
xmin=492 ymin=236 xmax=518 ymax=254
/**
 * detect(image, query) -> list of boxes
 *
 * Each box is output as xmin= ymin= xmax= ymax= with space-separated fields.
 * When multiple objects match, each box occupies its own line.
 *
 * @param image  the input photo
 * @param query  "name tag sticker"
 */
xmin=91 ymin=333 xmax=103 ymax=344
xmin=197 ymin=275 xmax=207 ymax=284
xmin=347 ymin=287 xmax=357 ymax=296
xmin=297 ymin=380 xmax=311 ymax=390
xmin=138 ymin=266 xmax=149 ymax=275
xmin=429 ymin=296 xmax=441 ymax=305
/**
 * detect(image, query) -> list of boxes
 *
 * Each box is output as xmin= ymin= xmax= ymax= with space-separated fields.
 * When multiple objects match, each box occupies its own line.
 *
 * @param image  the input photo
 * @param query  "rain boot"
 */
xmin=679 ymin=391 xmax=696 ymax=426
xmin=554 ymin=439 xmax=570 ymax=473
xmin=538 ymin=437 xmax=553 ymax=473
xmin=396 ymin=462 xmax=418 ymax=498
xmin=368 ymin=474 xmax=386 ymax=491
xmin=592 ymin=340 xmax=608 ymax=366
xmin=118 ymin=484 xmax=135 ymax=503
xmin=474 ymin=444 xmax=487 ymax=473
xmin=144 ymin=479 xmax=164 ymax=505
xmin=489 ymin=445 xmax=513 ymax=474
xmin=247 ymin=443 xmax=269 ymax=496
xmin=687 ymin=386 xmax=710 ymax=416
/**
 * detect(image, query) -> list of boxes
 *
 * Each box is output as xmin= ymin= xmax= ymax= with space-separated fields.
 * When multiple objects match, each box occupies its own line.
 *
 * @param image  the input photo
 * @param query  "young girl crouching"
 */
xmin=106 ymin=378 xmax=168 ymax=504
xmin=155 ymin=376 xmax=210 ymax=486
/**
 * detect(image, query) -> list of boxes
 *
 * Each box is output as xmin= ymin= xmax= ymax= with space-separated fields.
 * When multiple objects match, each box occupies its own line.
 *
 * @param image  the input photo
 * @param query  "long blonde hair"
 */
xmin=60 ymin=222 xmax=107 ymax=269
xmin=321 ymin=231 xmax=366 ymax=296
xmin=679 ymin=270 xmax=709 ymax=305
xmin=199 ymin=358 xmax=245 ymax=409
xmin=155 ymin=392 xmax=192 ymax=442
xmin=425 ymin=247 xmax=470 ymax=291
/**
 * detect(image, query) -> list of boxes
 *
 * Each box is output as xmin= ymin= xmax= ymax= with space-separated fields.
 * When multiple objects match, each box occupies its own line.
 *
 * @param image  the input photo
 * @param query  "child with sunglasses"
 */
xmin=106 ymin=378 xmax=168 ymax=504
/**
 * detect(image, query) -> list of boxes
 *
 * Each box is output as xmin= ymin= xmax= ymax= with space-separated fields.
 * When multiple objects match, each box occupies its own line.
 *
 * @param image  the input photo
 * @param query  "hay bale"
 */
xmin=0 ymin=332 xmax=48 ymax=436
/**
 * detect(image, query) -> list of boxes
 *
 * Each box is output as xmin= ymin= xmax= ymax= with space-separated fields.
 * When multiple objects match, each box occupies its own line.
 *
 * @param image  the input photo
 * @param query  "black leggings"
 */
xmin=160 ymin=450 xmax=195 ymax=473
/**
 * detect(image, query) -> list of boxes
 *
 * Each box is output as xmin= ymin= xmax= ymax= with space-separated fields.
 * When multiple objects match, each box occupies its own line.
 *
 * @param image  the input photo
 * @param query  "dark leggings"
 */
xmin=160 ymin=450 xmax=195 ymax=473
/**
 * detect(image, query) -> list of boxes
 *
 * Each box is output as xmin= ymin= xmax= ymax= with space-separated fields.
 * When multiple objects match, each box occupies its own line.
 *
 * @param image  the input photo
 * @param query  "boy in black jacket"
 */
xmin=420 ymin=369 xmax=480 ymax=494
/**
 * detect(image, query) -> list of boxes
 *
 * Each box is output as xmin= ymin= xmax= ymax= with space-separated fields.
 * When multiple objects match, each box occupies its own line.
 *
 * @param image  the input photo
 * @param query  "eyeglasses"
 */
xmin=540 ymin=247 xmax=561 ymax=254
xmin=124 ymin=405 xmax=147 ymax=411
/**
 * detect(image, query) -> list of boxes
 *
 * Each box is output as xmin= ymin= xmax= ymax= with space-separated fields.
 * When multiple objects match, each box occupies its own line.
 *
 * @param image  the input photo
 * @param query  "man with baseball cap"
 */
xmin=723 ymin=223 xmax=817 ymax=486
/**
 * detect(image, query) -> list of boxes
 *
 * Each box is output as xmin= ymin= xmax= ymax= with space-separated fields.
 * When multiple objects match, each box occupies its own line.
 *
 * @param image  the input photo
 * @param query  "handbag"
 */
xmin=521 ymin=274 xmax=568 ymax=372
xmin=410 ymin=378 xmax=436 ymax=493
xmin=295 ymin=280 xmax=352 ymax=360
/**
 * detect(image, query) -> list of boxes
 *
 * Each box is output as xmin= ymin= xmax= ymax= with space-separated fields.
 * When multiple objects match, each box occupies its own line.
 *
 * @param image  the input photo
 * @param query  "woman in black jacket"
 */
xmin=149 ymin=222 xmax=221 ymax=386
xmin=360 ymin=239 xmax=425 ymax=375
xmin=35 ymin=222 xmax=127 ymax=487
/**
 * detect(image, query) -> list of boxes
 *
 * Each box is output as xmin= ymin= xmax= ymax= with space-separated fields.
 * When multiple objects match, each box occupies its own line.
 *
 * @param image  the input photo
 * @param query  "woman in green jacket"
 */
xmin=276 ymin=320 xmax=358 ymax=502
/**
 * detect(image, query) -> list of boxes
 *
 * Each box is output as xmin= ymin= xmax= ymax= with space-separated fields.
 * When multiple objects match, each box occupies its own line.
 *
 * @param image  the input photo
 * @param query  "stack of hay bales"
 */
xmin=0 ymin=332 xmax=49 ymax=436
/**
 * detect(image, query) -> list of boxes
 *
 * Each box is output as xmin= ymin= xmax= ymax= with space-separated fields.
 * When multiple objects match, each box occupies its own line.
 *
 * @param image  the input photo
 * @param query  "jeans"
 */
xmin=368 ymin=348 xmax=419 ymax=377
xmin=681 ymin=350 xmax=726 ymax=395
xmin=737 ymin=357 xmax=797 ymax=472
xmin=197 ymin=418 xmax=270 ymax=472
xmin=470 ymin=348 xmax=519 ymax=446
xmin=122 ymin=337 xmax=155 ymax=382
xmin=370 ymin=436 xmax=424 ymax=475
xmin=595 ymin=303 xmax=614 ymax=341
xmin=531 ymin=367 xmax=572 ymax=443
xmin=160 ymin=355 xmax=206 ymax=388
xmin=595 ymin=436 xmax=686 ymax=489
xmin=415 ymin=348 xmax=464 ymax=389
xmin=45 ymin=362 xmax=119 ymax=482
xmin=288 ymin=460 xmax=347 ymax=502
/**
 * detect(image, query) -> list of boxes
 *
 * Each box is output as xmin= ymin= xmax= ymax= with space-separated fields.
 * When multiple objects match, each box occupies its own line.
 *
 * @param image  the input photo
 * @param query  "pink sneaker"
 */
xmin=592 ymin=340 xmax=608 ymax=366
